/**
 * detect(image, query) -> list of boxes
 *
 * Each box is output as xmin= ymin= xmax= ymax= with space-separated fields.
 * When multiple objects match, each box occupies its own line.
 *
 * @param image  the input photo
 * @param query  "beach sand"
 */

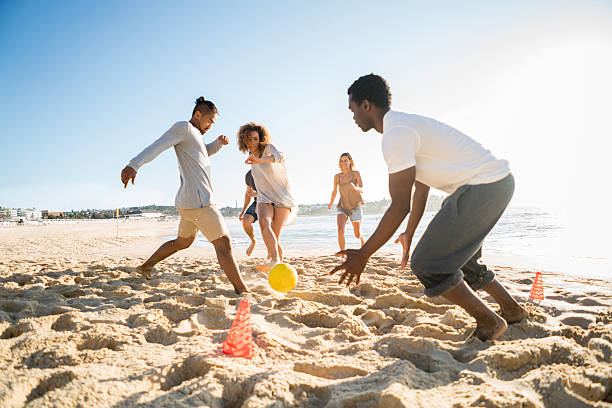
xmin=1 ymin=221 xmax=611 ymax=407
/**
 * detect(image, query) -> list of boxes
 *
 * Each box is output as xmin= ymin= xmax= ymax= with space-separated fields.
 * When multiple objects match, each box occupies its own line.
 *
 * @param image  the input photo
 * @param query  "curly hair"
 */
xmin=339 ymin=152 xmax=355 ymax=170
xmin=192 ymin=96 xmax=218 ymax=116
xmin=237 ymin=122 xmax=271 ymax=154
xmin=347 ymin=74 xmax=391 ymax=109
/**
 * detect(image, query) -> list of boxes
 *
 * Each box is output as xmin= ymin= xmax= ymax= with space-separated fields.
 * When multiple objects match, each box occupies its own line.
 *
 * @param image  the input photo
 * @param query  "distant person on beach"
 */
xmin=120 ymin=97 xmax=249 ymax=294
xmin=238 ymin=122 xmax=297 ymax=271
xmin=328 ymin=153 xmax=366 ymax=250
xmin=238 ymin=170 xmax=260 ymax=256
xmin=330 ymin=74 xmax=528 ymax=341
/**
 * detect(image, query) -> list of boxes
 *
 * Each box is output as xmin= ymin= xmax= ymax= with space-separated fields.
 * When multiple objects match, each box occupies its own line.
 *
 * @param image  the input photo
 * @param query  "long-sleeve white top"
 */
xmin=250 ymin=143 xmax=298 ymax=221
xmin=127 ymin=121 xmax=223 ymax=209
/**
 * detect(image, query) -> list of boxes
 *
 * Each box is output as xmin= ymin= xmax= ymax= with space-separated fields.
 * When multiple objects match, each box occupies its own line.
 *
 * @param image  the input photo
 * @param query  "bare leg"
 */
xmin=271 ymin=207 xmax=291 ymax=262
xmin=257 ymin=204 xmax=290 ymax=271
xmin=258 ymin=203 xmax=280 ymax=268
xmin=443 ymin=281 xmax=507 ymax=341
xmin=482 ymin=279 xmax=528 ymax=323
xmin=211 ymin=235 xmax=249 ymax=294
xmin=352 ymin=220 xmax=365 ymax=247
xmin=242 ymin=214 xmax=257 ymax=256
xmin=137 ymin=236 xmax=195 ymax=279
xmin=337 ymin=213 xmax=347 ymax=251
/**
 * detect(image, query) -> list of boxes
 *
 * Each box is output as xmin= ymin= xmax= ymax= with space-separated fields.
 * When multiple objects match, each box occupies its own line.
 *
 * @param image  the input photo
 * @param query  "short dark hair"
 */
xmin=192 ymin=96 xmax=218 ymax=116
xmin=347 ymin=74 xmax=391 ymax=109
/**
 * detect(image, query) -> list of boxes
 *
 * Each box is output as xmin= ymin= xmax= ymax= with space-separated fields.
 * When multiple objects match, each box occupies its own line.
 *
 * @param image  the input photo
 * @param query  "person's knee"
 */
xmin=175 ymin=236 xmax=195 ymax=250
xmin=212 ymin=235 xmax=232 ymax=254
xmin=259 ymin=217 xmax=272 ymax=231
xmin=243 ymin=215 xmax=254 ymax=226
xmin=409 ymin=250 xmax=428 ymax=275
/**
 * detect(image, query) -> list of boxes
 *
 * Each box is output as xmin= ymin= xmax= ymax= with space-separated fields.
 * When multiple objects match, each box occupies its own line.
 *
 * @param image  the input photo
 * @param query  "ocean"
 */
xmin=169 ymin=207 xmax=611 ymax=281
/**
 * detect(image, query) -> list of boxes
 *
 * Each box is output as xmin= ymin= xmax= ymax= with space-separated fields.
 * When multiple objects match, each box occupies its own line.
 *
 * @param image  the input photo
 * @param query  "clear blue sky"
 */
xmin=1 ymin=0 xmax=611 ymax=215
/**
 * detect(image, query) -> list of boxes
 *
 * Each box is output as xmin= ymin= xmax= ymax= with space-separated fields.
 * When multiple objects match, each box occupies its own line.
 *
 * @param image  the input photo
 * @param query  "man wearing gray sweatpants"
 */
xmin=331 ymin=74 xmax=527 ymax=341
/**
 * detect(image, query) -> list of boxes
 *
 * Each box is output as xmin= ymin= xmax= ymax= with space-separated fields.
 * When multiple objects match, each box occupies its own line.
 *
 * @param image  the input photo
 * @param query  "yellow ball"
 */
xmin=268 ymin=263 xmax=298 ymax=293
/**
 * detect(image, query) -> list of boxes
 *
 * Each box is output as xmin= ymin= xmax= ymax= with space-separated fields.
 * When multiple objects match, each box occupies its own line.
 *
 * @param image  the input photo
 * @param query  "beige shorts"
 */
xmin=177 ymin=206 xmax=228 ymax=242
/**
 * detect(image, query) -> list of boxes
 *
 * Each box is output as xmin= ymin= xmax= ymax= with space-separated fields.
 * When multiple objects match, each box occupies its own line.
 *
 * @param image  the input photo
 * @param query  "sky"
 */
xmin=1 ymin=0 xmax=611 ymax=221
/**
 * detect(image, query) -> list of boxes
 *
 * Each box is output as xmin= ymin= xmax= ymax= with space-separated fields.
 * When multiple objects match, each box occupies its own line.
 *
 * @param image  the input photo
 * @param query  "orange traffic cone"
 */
xmin=529 ymin=271 xmax=544 ymax=301
xmin=222 ymin=299 xmax=254 ymax=359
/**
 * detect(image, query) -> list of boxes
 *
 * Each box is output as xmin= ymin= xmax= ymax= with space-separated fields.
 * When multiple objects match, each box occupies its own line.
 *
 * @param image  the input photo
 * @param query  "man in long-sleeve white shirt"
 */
xmin=120 ymin=97 xmax=249 ymax=293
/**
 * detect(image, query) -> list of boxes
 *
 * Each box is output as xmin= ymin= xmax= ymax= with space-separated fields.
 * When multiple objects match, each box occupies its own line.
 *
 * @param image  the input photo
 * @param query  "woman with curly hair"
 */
xmin=237 ymin=122 xmax=297 ymax=270
xmin=328 ymin=152 xmax=365 ymax=250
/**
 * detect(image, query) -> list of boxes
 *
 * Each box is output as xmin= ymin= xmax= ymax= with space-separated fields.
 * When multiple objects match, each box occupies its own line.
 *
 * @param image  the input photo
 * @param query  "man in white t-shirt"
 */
xmin=330 ymin=74 xmax=527 ymax=341
xmin=120 ymin=97 xmax=249 ymax=294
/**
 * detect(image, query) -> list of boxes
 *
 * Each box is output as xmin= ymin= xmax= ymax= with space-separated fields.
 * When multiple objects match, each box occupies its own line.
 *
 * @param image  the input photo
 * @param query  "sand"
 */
xmin=1 ymin=220 xmax=611 ymax=407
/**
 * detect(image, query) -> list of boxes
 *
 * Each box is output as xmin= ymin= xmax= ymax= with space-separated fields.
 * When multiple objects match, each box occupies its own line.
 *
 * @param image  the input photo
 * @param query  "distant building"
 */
xmin=126 ymin=210 xmax=163 ymax=219
xmin=0 ymin=208 xmax=10 ymax=220
xmin=1 ymin=208 xmax=42 ymax=221
xmin=43 ymin=210 xmax=64 ymax=218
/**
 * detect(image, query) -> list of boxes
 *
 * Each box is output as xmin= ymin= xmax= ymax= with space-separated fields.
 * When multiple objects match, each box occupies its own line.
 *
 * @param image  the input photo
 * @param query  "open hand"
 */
xmin=217 ymin=135 xmax=229 ymax=145
xmin=245 ymin=154 xmax=260 ymax=165
xmin=329 ymin=249 xmax=368 ymax=287
xmin=121 ymin=166 xmax=137 ymax=189
xmin=394 ymin=232 xmax=412 ymax=269
xmin=328 ymin=203 xmax=333 ymax=210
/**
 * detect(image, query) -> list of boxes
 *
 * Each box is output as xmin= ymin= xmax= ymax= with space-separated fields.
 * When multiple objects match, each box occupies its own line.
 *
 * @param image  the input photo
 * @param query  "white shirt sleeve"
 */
xmin=266 ymin=144 xmax=285 ymax=163
xmin=205 ymin=139 xmax=223 ymax=156
xmin=382 ymin=126 xmax=419 ymax=174
xmin=128 ymin=122 xmax=186 ymax=171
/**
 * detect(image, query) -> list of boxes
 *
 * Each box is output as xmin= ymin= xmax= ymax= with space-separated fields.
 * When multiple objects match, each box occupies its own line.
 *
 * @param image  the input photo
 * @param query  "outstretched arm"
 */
xmin=121 ymin=123 xmax=185 ymax=188
xmin=328 ymin=175 xmax=339 ymax=209
xmin=395 ymin=181 xmax=430 ymax=268
xmin=330 ymin=166 xmax=415 ymax=286
xmin=245 ymin=144 xmax=284 ymax=164
xmin=206 ymin=135 xmax=229 ymax=156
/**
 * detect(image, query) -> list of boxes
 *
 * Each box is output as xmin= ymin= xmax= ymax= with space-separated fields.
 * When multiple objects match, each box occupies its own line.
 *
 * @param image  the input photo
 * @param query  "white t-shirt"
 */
xmin=382 ymin=110 xmax=511 ymax=194
xmin=128 ymin=121 xmax=223 ymax=209
xmin=250 ymin=143 xmax=298 ymax=223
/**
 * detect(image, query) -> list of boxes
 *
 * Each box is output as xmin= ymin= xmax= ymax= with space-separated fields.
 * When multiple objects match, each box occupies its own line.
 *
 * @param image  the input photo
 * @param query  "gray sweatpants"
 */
xmin=410 ymin=174 xmax=514 ymax=297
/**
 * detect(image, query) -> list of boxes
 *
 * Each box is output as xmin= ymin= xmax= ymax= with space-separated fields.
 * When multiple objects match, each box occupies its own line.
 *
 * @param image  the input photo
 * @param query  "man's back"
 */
xmin=382 ymin=110 xmax=510 ymax=194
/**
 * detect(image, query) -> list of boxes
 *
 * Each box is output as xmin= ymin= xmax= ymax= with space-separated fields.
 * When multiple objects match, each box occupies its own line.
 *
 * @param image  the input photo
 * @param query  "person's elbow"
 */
xmin=390 ymin=197 xmax=411 ymax=216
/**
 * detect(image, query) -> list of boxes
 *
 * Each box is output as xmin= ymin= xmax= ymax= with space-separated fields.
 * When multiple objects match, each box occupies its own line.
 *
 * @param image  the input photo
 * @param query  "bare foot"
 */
xmin=473 ymin=314 xmax=507 ymax=341
xmin=256 ymin=258 xmax=278 ymax=273
xmin=246 ymin=240 xmax=256 ymax=256
xmin=235 ymin=288 xmax=251 ymax=295
xmin=136 ymin=265 xmax=153 ymax=280
xmin=500 ymin=304 xmax=529 ymax=324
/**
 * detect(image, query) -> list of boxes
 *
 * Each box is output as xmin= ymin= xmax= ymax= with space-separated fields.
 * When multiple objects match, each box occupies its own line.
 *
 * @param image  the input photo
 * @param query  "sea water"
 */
xmin=168 ymin=207 xmax=611 ymax=281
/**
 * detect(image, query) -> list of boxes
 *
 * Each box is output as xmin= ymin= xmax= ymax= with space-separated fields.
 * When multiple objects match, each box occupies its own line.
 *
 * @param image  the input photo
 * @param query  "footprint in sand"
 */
xmin=175 ymin=307 xmax=232 ymax=333
xmin=293 ymin=361 xmax=369 ymax=379
xmin=145 ymin=326 xmax=179 ymax=345
xmin=23 ymin=349 xmax=80 ymax=369
xmin=25 ymin=371 xmax=77 ymax=403
xmin=157 ymin=354 xmax=216 ymax=391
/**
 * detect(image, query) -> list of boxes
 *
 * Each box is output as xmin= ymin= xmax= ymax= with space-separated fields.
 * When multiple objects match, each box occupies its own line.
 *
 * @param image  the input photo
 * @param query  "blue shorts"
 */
xmin=244 ymin=201 xmax=258 ymax=222
xmin=337 ymin=205 xmax=363 ymax=222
